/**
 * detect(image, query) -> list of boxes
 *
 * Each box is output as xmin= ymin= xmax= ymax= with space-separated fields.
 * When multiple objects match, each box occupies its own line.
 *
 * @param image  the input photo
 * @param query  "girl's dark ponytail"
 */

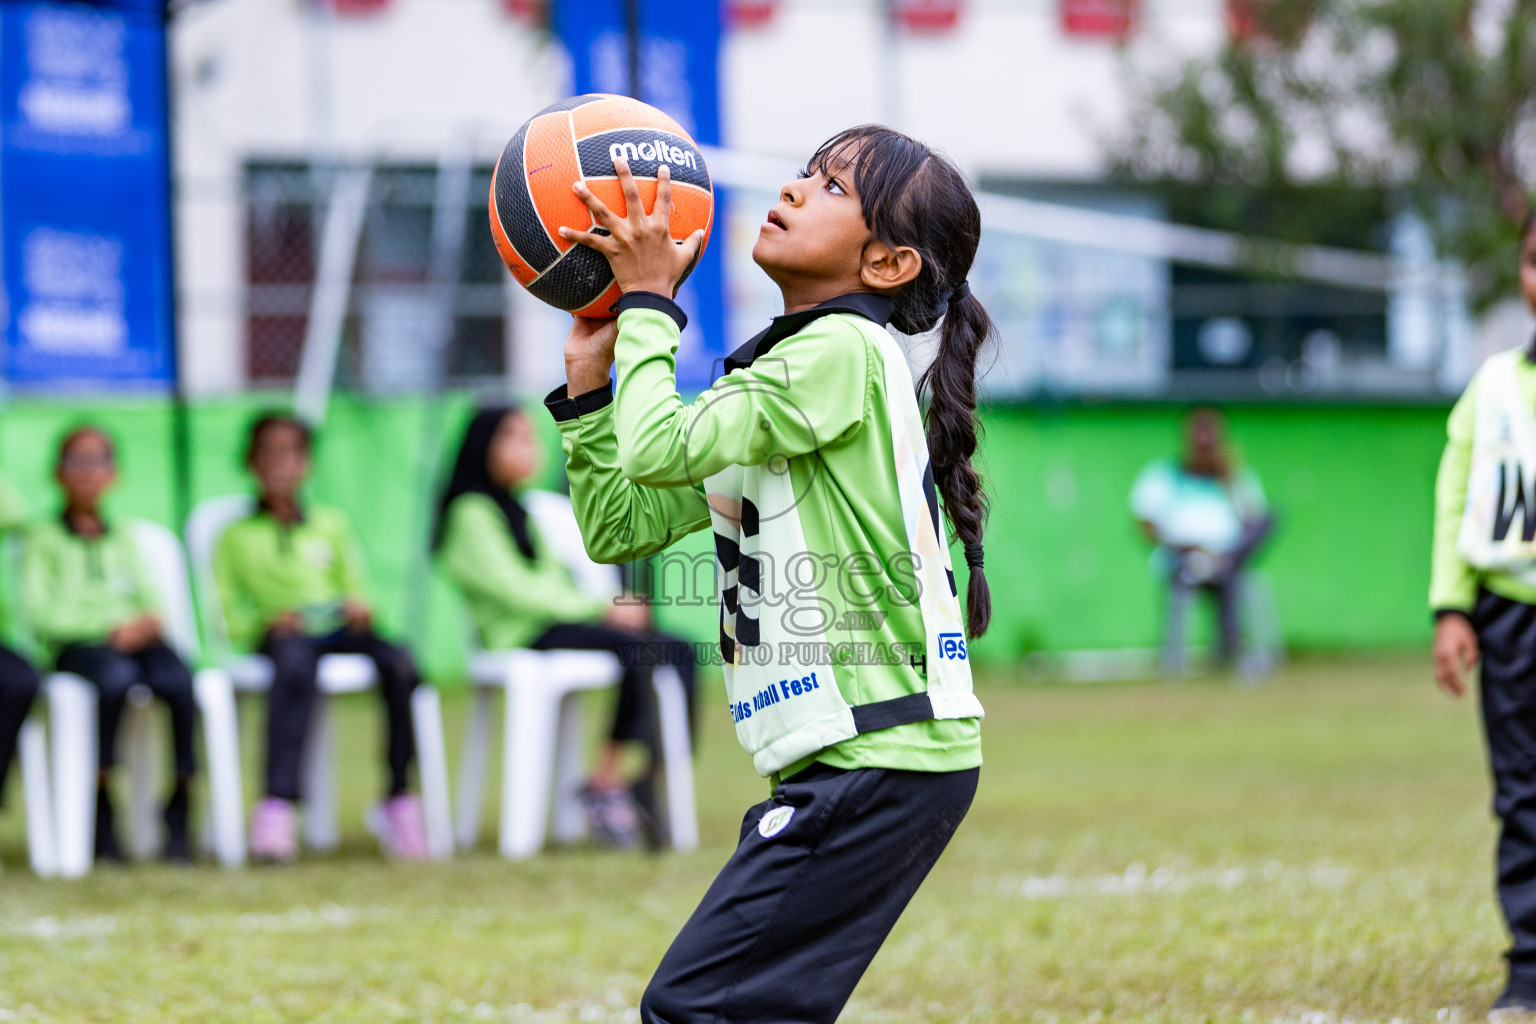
xmin=919 ymin=286 xmax=993 ymax=638
xmin=804 ymin=125 xmax=995 ymax=637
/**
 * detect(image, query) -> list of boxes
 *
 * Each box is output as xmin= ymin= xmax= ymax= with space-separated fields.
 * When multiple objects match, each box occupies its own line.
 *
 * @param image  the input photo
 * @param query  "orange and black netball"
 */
xmin=489 ymin=93 xmax=715 ymax=318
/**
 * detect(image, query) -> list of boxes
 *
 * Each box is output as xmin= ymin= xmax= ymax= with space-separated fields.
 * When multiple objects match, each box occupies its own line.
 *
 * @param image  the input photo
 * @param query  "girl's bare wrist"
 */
xmin=624 ymin=279 xmax=676 ymax=297
xmin=565 ymin=355 xmax=612 ymax=395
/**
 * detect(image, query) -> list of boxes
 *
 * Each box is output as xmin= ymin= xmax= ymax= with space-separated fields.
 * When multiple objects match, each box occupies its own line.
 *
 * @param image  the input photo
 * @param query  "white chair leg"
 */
xmin=125 ymin=689 xmax=159 ymax=860
xmin=19 ymin=719 xmax=57 ymax=877
xmin=195 ymin=669 xmax=245 ymax=868
xmin=302 ymin=698 xmax=338 ymax=852
xmin=454 ymin=686 xmax=494 ymax=850
xmin=652 ymin=666 xmax=698 ymax=853
xmin=501 ymin=673 xmax=558 ymax=861
xmin=48 ymin=674 xmax=97 ymax=879
xmin=411 ymin=686 xmax=453 ymax=860
xmin=549 ymin=692 xmax=587 ymax=846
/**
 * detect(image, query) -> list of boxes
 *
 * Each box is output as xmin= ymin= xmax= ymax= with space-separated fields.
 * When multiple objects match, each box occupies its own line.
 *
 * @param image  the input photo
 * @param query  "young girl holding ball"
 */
xmin=546 ymin=125 xmax=991 ymax=1022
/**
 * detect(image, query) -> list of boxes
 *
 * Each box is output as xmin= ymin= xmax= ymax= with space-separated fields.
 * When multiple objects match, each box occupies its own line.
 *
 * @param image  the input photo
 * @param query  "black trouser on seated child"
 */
xmin=640 ymin=763 xmax=978 ymax=1024
xmin=56 ymin=642 xmax=196 ymax=776
xmin=1474 ymin=587 xmax=1536 ymax=998
xmin=0 ymin=645 xmax=40 ymax=803
xmin=260 ymin=630 xmax=419 ymax=802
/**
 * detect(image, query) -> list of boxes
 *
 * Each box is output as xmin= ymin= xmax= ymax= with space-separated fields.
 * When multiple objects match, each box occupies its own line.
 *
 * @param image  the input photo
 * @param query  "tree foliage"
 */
xmin=1118 ymin=0 xmax=1536 ymax=307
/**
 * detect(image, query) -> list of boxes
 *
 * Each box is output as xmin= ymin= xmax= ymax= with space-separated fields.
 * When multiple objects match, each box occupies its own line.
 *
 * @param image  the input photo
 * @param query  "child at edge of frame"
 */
xmin=544 ymin=125 xmax=992 ymax=1023
xmin=0 ymin=472 xmax=40 ymax=836
xmin=1432 ymin=207 xmax=1536 ymax=1022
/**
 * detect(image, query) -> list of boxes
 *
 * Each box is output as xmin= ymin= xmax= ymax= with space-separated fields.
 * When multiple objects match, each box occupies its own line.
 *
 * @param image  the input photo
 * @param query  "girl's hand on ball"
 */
xmin=564 ymin=316 xmax=619 ymax=394
xmin=562 ymin=159 xmax=706 ymax=298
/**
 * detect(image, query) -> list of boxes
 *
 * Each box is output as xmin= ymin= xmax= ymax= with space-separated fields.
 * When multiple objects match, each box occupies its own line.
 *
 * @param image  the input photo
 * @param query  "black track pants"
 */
xmin=0 ymin=645 xmax=39 ymax=804
xmin=260 ymin=629 xmax=419 ymax=801
xmin=641 ymin=763 xmax=978 ymax=1024
xmin=56 ymin=642 xmax=196 ymax=776
xmin=1474 ymin=588 xmax=1536 ymax=993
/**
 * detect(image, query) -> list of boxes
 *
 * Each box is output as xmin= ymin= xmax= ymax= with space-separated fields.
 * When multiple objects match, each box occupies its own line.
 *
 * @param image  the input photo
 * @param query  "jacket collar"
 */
xmin=257 ymin=495 xmax=306 ymax=526
xmin=718 ymin=292 xmax=895 ymax=377
xmin=60 ymin=509 xmax=110 ymax=538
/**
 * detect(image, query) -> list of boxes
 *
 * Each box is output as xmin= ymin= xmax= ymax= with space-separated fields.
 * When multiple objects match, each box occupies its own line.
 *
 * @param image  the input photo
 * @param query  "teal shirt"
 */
xmin=1131 ymin=458 xmax=1267 ymax=557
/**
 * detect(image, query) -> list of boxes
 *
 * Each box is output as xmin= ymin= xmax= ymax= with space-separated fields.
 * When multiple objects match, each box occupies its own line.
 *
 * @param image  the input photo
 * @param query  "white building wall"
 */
xmin=167 ymin=0 xmax=1225 ymax=395
xmin=723 ymin=0 xmax=1226 ymax=178
xmin=170 ymin=0 xmax=569 ymax=394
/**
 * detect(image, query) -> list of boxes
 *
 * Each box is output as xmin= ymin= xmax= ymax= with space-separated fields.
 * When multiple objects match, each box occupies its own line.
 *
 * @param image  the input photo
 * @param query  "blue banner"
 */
xmin=0 ymin=0 xmax=174 ymax=392
xmin=553 ymin=0 xmax=725 ymax=392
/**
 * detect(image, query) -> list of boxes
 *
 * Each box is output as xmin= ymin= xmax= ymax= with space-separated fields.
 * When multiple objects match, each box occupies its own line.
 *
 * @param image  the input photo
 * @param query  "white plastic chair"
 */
xmin=184 ymin=495 xmax=452 ymax=859
xmin=39 ymin=519 xmax=245 ymax=877
xmin=9 ymin=719 xmax=57 ymax=877
xmin=452 ymin=490 xmax=697 ymax=860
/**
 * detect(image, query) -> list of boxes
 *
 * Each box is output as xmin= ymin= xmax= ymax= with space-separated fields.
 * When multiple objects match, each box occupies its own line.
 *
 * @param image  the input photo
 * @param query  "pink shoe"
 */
xmin=372 ymin=794 xmax=430 ymax=861
xmin=250 ymin=798 xmax=298 ymax=863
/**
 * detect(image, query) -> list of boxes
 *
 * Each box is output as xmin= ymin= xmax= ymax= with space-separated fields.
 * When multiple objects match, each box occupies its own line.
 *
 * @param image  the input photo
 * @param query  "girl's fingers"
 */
xmin=558 ymin=225 xmax=619 ymax=254
xmin=655 ymin=163 xmax=674 ymax=227
xmin=572 ymin=181 xmax=622 ymax=231
xmin=681 ymin=228 xmax=706 ymax=263
xmin=614 ymin=157 xmax=645 ymax=223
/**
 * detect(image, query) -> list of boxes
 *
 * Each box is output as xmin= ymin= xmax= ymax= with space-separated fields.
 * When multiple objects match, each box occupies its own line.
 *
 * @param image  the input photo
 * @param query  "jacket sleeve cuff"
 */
xmin=1433 ymin=607 xmax=1474 ymax=623
xmin=544 ymin=382 xmax=614 ymax=423
xmin=614 ymin=291 xmax=687 ymax=331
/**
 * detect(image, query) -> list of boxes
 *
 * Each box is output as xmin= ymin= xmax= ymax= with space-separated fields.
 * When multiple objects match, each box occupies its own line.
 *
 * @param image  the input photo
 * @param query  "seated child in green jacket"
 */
xmin=0 ymin=473 xmax=41 ymax=819
xmin=214 ymin=413 xmax=426 ymax=862
xmin=23 ymin=426 xmax=196 ymax=863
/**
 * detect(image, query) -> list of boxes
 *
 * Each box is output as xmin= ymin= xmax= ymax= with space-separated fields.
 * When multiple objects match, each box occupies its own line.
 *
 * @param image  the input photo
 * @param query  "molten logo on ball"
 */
xmin=607 ymin=139 xmax=701 ymax=171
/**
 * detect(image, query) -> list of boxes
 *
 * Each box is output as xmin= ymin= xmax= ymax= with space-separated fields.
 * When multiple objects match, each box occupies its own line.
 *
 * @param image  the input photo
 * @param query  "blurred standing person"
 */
xmin=1432 ymin=211 xmax=1536 ymax=1021
xmin=0 ymin=472 xmax=40 ymax=818
xmin=23 ymin=427 xmax=197 ymax=862
xmin=215 ymin=413 xmax=427 ymax=863
xmin=1131 ymin=409 xmax=1274 ymax=675
xmin=433 ymin=405 xmax=696 ymax=848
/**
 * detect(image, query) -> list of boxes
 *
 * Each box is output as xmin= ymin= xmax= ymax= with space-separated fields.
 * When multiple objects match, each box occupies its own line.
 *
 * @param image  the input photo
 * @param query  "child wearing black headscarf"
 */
xmin=434 ymin=405 xmax=695 ymax=847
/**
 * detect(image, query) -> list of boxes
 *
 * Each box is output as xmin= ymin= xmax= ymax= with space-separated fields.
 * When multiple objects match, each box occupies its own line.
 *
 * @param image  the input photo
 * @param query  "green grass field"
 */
xmin=0 ymin=656 xmax=1509 ymax=1023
